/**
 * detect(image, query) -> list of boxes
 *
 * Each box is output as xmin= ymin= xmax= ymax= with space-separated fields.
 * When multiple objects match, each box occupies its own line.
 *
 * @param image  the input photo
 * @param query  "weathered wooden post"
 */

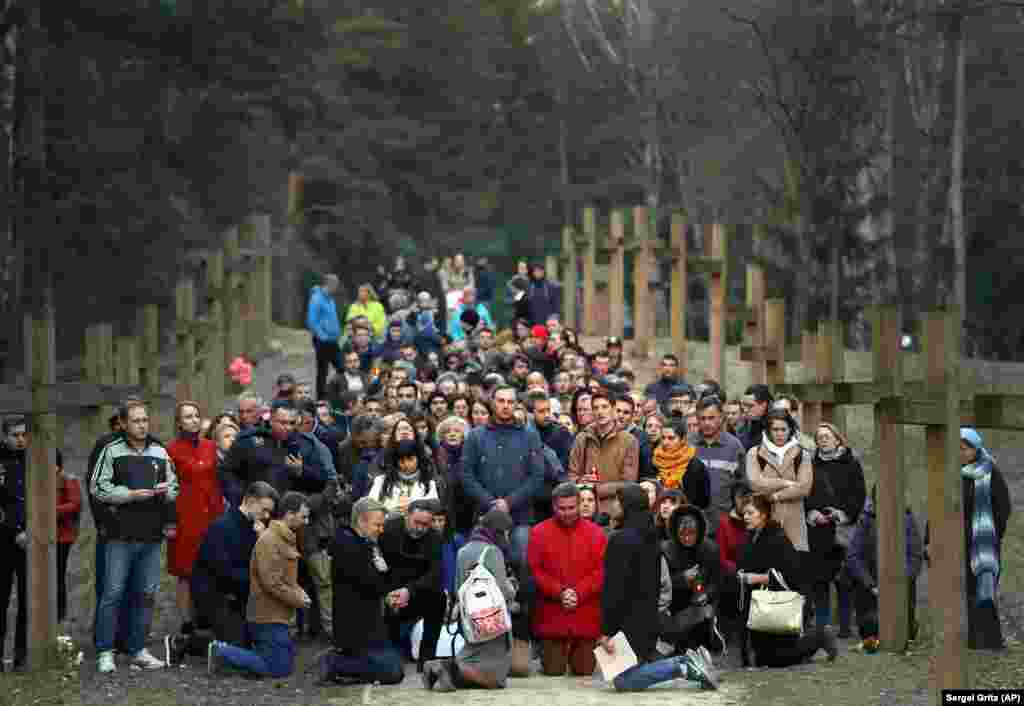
xmin=206 ymin=248 xmax=226 ymax=417
xmin=115 ymin=336 xmax=140 ymax=391
xmin=544 ymin=254 xmax=558 ymax=288
xmin=765 ymin=298 xmax=786 ymax=386
xmin=745 ymin=263 xmax=766 ymax=385
xmin=873 ymin=306 xmax=908 ymax=651
xmin=560 ymin=225 xmax=577 ymax=330
xmin=705 ymin=223 xmax=726 ymax=382
xmin=800 ymin=327 xmax=822 ymax=432
xmin=176 ymin=278 xmax=196 ymax=402
xmin=244 ymin=213 xmax=273 ymax=357
xmin=632 ymin=206 xmax=653 ymax=359
xmin=138 ymin=304 xmax=162 ymax=438
xmin=816 ymin=320 xmax=839 ymax=422
xmin=669 ymin=210 xmax=688 ymax=378
xmin=223 ymin=226 xmax=246 ymax=367
xmin=95 ymin=323 xmax=115 ymax=436
xmin=608 ymin=208 xmax=626 ymax=342
xmin=581 ymin=206 xmax=597 ymax=336
xmin=25 ymin=305 xmax=58 ymax=669
xmin=924 ymin=309 xmax=966 ymax=695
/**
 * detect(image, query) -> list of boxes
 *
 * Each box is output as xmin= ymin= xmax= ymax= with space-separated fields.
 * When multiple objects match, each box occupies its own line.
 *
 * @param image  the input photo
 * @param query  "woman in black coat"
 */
xmin=805 ymin=422 xmax=866 ymax=636
xmin=599 ymin=483 xmax=662 ymax=662
xmin=737 ymin=494 xmax=837 ymax=668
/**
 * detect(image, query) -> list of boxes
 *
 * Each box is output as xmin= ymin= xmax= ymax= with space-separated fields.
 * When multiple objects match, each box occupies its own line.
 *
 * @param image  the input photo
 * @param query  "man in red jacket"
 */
xmin=527 ymin=482 xmax=608 ymax=677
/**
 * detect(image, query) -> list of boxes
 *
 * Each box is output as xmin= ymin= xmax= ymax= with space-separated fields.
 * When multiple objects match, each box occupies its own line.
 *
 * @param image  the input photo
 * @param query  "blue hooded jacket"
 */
xmin=307 ymin=286 xmax=341 ymax=343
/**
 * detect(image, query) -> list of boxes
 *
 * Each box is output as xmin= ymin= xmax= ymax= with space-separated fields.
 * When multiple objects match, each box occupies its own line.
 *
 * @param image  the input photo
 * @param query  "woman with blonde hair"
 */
xmin=166 ymin=401 xmax=224 ymax=641
xmin=345 ymin=283 xmax=387 ymax=338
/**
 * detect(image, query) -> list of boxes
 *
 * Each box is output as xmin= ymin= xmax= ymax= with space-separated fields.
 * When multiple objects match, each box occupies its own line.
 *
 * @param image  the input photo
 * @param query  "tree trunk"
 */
xmin=829 ymin=228 xmax=840 ymax=324
xmin=946 ymin=14 xmax=967 ymax=328
xmin=886 ymin=37 xmax=917 ymax=325
xmin=558 ymin=87 xmax=572 ymax=228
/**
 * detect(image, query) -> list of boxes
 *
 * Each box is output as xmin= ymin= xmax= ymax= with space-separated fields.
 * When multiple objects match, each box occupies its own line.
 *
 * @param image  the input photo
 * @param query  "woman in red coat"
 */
xmin=527 ymin=483 xmax=608 ymax=677
xmin=166 ymin=401 xmax=223 ymax=637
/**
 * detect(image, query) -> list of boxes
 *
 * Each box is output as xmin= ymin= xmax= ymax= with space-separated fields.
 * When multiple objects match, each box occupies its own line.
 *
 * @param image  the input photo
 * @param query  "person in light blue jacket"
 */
xmin=447 ymin=287 xmax=494 ymax=342
xmin=307 ymin=274 xmax=342 ymax=401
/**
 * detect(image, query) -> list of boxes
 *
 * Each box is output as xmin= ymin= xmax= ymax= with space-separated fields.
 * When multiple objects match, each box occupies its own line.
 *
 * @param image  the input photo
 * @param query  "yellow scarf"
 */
xmin=653 ymin=441 xmax=696 ymax=490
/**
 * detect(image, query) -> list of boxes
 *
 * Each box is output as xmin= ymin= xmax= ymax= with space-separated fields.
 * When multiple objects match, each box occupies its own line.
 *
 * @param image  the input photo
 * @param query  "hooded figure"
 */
xmin=659 ymin=505 xmax=721 ymax=653
xmin=600 ymin=484 xmax=662 ymax=661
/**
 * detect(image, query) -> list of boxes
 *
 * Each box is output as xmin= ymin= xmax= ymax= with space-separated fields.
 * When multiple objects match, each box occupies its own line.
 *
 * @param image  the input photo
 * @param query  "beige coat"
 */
xmin=746 ymin=444 xmax=813 ymax=551
xmin=247 ymin=520 xmax=307 ymax=624
xmin=568 ymin=424 xmax=639 ymax=512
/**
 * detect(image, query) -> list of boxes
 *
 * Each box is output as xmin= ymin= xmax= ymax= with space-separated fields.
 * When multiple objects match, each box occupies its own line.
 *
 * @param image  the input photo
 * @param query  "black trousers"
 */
xmin=0 ymin=537 xmax=26 ymax=664
xmin=965 ymin=573 xmax=1002 ymax=650
xmin=187 ymin=589 xmax=247 ymax=655
xmin=751 ymin=631 xmax=820 ymax=668
xmin=659 ymin=607 xmax=716 ymax=653
xmin=386 ymin=590 xmax=445 ymax=664
xmin=853 ymin=577 xmax=918 ymax=641
xmin=313 ymin=337 xmax=342 ymax=402
xmin=57 ymin=542 xmax=72 ymax=623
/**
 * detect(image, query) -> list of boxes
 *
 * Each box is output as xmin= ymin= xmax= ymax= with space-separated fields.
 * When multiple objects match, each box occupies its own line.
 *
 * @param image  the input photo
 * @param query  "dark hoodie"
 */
xmin=601 ymin=483 xmax=661 ymax=661
xmin=661 ymin=505 xmax=721 ymax=614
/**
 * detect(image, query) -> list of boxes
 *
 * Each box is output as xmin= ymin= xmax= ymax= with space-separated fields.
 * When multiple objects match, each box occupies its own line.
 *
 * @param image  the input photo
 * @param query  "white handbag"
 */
xmin=747 ymin=568 xmax=805 ymax=636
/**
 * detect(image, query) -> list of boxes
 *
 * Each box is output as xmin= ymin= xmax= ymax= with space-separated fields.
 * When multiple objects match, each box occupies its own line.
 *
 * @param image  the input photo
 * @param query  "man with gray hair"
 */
xmin=237 ymin=391 xmax=265 ymax=431
xmin=308 ymin=273 xmax=343 ymax=401
xmin=318 ymin=497 xmax=405 ymax=685
xmin=527 ymin=483 xmax=608 ymax=677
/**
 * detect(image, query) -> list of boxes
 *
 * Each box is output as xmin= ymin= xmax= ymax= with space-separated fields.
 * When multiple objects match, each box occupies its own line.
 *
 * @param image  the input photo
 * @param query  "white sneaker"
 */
xmin=97 ymin=651 xmax=117 ymax=674
xmin=130 ymin=648 xmax=165 ymax=670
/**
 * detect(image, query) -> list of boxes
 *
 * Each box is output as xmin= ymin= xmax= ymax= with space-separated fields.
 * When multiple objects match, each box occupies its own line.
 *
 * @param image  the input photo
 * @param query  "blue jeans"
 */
xmin=613 ymin=656 xmax=682 ymax=691
xmin=508 ymin=525 xmax=531 ymax=574
xmin=320 ymin=641 xmax=404 ymax=685
xmin=93 ymin=540 xmax=137 ymax=649
xmin=94 ymin=541 xmax=162 ymax=653
xmin=217 ymin=623 xmax=295 ymax=678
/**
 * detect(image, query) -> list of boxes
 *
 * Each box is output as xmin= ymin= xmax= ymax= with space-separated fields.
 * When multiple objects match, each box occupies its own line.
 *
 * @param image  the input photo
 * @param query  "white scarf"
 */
xmin=762 ymin=433 xmax=799 ymax=467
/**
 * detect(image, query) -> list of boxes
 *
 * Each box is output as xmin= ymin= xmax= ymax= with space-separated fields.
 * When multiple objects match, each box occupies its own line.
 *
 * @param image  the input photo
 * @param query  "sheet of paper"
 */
xmin=593 ymin=631 xmax=638 ymax=682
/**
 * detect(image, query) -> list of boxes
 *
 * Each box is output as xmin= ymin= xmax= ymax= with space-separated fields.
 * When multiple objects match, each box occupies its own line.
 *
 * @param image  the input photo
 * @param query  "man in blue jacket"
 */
xmin=459 ymin=385 xmax=545 ymax=570
xmin=525 ymin=263 xmax=562 ymax=327
xmin=307 ymin=274 xmax=342 ymax=401
xmin=167 ymin=481 xmax=280 ymax=664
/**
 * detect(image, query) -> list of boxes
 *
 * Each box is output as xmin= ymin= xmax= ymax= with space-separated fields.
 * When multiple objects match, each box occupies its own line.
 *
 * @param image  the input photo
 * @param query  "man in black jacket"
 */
xmin=598 ymin=484 xmax=662 ymax=662
xmin=167 ymin=482 xmax=279 ymax=664
xmin=737 ymin=384 xmax=773 ymax=452
xmin=0 ymin=416 xmax=29 ymax=671
xmin=378 ymin=500 xmax=445 ymax=670
xmin=218 ymin=401 xmax=326 ymax=507
xmin=527 ymin=392 xmax=572 ymax=525
xmin=318 ymin=497 xmax=405 ymax=685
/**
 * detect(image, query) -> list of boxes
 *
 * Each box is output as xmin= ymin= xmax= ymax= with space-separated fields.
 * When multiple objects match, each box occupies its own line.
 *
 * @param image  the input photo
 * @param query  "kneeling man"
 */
xmin=527 ymin=482 xmax=607 ymax=676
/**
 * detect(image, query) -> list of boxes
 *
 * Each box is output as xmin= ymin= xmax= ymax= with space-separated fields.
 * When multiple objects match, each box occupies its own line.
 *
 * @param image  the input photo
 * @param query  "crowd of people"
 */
xmin=0 ymin=262 xmax=1013 ymax=693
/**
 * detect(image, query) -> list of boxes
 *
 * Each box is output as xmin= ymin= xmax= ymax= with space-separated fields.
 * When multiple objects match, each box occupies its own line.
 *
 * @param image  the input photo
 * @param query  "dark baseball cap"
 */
xmin=276 ymin=373 xmax=297 ymax=387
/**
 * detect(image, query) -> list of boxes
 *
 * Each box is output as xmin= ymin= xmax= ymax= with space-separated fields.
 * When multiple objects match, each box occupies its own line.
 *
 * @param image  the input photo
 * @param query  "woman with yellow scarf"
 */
xmin=652 ymin=420 xmax=711 ymax=512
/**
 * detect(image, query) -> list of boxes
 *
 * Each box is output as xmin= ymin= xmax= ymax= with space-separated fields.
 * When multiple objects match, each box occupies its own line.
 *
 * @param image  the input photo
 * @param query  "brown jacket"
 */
xmin=247 ymin=520 xmax=307 ymax=624
xmin=746 ymin=444 xmax=813 ymax=551
xmin=568 ymin=424 xmax=639 ymax=507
